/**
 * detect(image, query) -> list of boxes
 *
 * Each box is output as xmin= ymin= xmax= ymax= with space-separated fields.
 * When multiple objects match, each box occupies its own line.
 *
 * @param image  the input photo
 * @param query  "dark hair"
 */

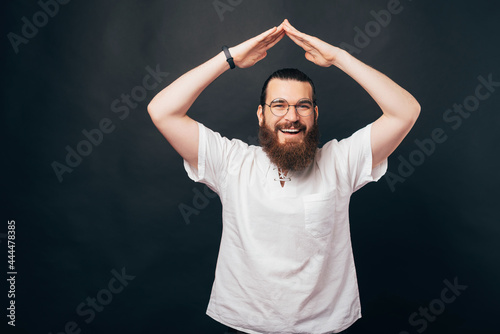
xmin=260 ymin=68 xmax=316 ymax=106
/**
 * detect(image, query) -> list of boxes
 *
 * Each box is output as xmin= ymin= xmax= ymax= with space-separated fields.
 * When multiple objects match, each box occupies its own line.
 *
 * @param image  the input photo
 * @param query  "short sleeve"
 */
xmin=324 ymin=123 xmax=388 ymax=193
xmin=183 ymin=122 xmax=239 ymax=194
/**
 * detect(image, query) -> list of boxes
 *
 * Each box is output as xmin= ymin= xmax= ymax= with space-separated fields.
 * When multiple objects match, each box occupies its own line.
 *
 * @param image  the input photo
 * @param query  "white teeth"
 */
xmin=281 ymin=129 xmax=300 ymax=133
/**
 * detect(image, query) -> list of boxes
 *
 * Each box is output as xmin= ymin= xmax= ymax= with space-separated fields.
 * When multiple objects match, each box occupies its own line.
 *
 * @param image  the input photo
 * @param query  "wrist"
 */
xmin=222 ymin=45 xmax=236 ymax=69
xmin=216 ymin=50 xmax=232 ymax=71
xmin=228 ymin=47 xmax=241 ymax=68
xmin=330 ymin=48 xmax=352 ymax=70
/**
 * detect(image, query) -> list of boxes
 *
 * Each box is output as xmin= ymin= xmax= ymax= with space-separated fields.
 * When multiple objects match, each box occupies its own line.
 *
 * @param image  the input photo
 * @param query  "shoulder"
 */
xmin=318 ymin=124 xmax=372 ymax=156
xmin=200 ymin=122 xmax=249 ymax=148
xmin=316 ymin=138 xmax=340 ymax=160
xmin=200 ymin=122 xmax=260 ymax=159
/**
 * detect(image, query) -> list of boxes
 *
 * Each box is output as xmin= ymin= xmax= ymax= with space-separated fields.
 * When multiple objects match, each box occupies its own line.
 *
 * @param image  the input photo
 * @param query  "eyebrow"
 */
xmin=271 ymin=98 xmax=287 ymax=103
xmin=271 ymin=98 xmax=313 ymax=103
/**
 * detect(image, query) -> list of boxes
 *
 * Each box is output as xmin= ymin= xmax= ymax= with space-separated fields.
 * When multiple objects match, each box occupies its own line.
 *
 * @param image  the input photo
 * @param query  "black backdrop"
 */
xmin=3 ymin=0 xmax=500 ymax=333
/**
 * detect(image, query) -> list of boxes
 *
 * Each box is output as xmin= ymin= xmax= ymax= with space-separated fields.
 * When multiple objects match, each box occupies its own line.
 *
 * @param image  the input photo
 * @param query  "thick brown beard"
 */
xmin=259 ymin=117 xmax=319 ymax=172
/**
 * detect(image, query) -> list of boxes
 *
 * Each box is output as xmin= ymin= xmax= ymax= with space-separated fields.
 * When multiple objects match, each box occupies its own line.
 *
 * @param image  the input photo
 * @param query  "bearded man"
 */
xmin=258 ymin=68 xmax=320 ymax=177
xmin=148 ymin=19 xmax=420 ymax=334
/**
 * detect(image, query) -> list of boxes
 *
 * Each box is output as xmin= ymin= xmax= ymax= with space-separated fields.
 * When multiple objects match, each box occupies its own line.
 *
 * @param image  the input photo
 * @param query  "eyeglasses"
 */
xmin=264 ymin=98 xmax=315 ymax=117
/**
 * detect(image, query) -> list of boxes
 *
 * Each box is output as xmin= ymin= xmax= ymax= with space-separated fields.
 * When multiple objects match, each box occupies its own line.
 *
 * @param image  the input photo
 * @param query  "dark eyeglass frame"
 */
xmin=264 ymin=98 xmax=316 ymax=117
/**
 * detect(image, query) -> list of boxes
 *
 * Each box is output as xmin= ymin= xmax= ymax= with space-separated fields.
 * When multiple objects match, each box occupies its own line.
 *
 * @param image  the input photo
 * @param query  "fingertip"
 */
xmin=266 ymin=26 xmax=277 ymax=36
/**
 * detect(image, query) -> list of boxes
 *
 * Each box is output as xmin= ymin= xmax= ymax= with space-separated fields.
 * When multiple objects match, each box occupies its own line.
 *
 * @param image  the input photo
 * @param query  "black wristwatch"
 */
xmin=222 ymin=45 xmax=235 ymax=69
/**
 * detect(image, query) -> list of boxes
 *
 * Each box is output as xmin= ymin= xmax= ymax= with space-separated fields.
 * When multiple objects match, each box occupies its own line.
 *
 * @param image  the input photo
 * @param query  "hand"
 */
xmin=283 ymin=19 xmax=343 ymax=67
xmin=229 ymin=24 xmax=285 ymax=69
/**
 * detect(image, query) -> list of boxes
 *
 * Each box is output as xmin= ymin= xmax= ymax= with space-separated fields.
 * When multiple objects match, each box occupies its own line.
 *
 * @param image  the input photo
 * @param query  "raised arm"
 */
xmin=283 ymin=19 xmax=420 ymax=168
xmin=147 ymin=25 xmax=285 ymax=169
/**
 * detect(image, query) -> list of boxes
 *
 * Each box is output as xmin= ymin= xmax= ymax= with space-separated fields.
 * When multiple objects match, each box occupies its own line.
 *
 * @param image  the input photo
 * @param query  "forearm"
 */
xmin=332 ymin=49 xmax=420 ymax=122
xmin=147 ymin=51 xmax=230 ymax=121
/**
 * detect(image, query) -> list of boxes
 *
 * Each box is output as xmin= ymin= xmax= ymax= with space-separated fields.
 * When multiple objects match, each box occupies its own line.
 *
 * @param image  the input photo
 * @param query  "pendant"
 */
xmin=274 ymin=167 xmax=291 ymax=182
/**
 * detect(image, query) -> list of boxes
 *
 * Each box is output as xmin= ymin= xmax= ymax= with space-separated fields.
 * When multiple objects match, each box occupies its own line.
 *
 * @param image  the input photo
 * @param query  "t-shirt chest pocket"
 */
xmin=303 ymin=191 xmax=336 ymax=238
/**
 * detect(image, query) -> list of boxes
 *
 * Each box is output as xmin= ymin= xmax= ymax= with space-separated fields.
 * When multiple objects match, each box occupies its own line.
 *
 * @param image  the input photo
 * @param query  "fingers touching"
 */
xmin=283 ymin=19 xmax=312 ymax=50
xmin=266 ymin=30 xmax=285 ymax=49
xmin=256 ymin=20 xmax=312 ymax=53
xmin=258 ymin=23 xmax=285 ymax=50
xmin=236 ymin=19 xmax=328 ymax=68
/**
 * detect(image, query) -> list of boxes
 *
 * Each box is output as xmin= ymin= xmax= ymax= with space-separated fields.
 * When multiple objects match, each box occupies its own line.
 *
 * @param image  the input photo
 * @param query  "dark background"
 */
xmin=3 ymin=0 xmax=500 ymax=333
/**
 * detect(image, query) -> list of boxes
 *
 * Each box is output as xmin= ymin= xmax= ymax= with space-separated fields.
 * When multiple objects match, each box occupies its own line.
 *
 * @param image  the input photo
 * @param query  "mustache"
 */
xmin=275 ymin=121 xmax=307 ymax=131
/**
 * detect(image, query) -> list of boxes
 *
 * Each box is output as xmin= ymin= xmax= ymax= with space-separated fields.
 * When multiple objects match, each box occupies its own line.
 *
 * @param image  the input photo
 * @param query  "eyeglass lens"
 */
xmin=269 ymin=98 xmax=313 ymax=116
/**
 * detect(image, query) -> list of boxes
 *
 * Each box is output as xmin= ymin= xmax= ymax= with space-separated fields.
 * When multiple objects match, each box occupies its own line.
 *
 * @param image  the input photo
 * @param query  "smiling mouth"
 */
xmin=279 ymin=128 xmax=302 ymax=135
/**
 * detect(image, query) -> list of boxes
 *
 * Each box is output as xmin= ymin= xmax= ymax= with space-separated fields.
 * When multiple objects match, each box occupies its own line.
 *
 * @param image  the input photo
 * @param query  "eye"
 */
xmin=297 ymin=101 xmax=312 ymax=109
xmin=271 ymin=102 xmax=286 ymax=109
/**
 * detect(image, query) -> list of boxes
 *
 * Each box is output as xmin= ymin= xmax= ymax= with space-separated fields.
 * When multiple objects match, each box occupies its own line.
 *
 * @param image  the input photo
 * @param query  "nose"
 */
xmin=284 ymin=105 xmax=299 ymax=122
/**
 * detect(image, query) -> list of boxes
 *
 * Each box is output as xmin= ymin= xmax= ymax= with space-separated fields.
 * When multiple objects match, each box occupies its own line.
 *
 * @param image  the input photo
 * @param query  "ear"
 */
xmin=314 ymin=105 xmax=319 ymax=121
xmin=257 ymin=105 xmax=264 ymax=126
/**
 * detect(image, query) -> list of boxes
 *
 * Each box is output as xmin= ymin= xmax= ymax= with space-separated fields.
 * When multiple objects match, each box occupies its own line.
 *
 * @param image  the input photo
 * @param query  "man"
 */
xmin=148 ymin=19 xmax=420 ymax=334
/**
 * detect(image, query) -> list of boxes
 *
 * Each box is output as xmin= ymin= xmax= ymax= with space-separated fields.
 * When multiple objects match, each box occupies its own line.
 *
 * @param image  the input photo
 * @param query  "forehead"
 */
xmin=266 ymin=79 xmax=313 ymax=102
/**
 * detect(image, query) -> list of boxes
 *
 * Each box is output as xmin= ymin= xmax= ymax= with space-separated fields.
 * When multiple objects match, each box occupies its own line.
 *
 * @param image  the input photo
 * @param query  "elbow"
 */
xmin=397 ymin=99 xmax=420 ymax=129
xmin=402 ymin=94 xmax=420 ymax=124
xmin=147 ymin=100 xmax=156 ymax=116
xmin=147 ymin=102 xmax=179 ymax=129
xmin=410 ymin=99 xmax=421 ymax=123
xmin=147 ymin=101 xmax=161 ymax=123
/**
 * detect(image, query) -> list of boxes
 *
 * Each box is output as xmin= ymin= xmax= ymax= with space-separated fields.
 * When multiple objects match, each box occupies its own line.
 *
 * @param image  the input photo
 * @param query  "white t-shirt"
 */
xmin=184 ymin=122 xmax=387 ymax=334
